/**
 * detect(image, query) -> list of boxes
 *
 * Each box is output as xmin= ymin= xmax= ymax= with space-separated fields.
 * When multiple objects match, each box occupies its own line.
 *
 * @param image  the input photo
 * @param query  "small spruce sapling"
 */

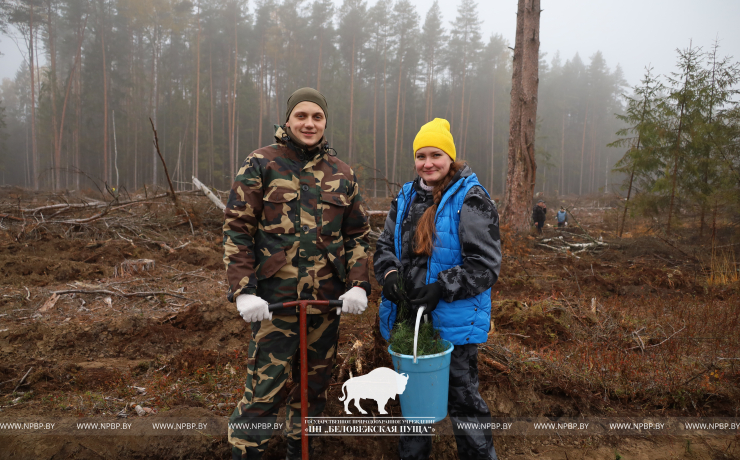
xmin=388 ymin=270 xmax=447 ymax=356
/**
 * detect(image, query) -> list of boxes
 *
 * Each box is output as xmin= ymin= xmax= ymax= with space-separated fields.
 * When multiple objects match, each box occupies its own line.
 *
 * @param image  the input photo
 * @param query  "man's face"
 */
xmin=285 ymin=101 xmax=326 ymax=147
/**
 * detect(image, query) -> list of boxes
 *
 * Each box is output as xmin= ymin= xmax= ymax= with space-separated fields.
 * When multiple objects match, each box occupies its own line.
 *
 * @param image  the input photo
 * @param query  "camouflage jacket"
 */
xmin=223 ymin=127 xmax=371 ymax=314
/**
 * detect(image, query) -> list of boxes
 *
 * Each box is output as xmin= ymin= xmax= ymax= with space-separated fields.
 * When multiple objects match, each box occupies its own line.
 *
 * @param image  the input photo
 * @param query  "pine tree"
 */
xmin=611 ymin=67 xmax=664 ymax=236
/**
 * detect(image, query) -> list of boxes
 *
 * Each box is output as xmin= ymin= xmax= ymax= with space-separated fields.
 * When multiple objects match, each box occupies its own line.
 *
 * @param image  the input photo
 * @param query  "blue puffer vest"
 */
xmin=379 ymin=173 xmax=492 ymax=345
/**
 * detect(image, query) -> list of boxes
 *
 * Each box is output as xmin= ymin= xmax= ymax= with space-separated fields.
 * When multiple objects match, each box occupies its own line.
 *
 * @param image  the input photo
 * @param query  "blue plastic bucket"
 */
xmin=388 ymin=340 xmax=454 ymax=422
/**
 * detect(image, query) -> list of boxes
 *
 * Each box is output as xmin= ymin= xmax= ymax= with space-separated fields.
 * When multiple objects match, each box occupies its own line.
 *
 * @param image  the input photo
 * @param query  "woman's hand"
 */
xmin=409 ymin=282 xmax=442 ymax=314
xmin=382 ymin=271 xmax=402 ymax=304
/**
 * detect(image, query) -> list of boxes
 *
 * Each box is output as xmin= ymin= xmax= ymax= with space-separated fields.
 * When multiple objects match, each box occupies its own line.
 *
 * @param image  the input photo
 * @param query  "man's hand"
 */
xmin=382 ymin=271 xmax=402 ymax=304
xmin=236 ymin=294 xmax=272 ymax=323
xmin=409 ymin=282 xmax=443 ymax=314
xmin=338 ymin=287 xmax=368 ymax=315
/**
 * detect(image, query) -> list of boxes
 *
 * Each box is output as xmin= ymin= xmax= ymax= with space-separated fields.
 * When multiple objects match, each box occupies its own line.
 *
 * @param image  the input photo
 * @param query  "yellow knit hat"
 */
xmin=413 ymin=118 xmax=456 ymax=161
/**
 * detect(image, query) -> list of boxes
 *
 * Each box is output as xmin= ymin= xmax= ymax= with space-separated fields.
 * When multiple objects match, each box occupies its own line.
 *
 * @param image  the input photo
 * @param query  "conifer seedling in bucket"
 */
xmin=387 ymin=276 xmax=453 ymax=422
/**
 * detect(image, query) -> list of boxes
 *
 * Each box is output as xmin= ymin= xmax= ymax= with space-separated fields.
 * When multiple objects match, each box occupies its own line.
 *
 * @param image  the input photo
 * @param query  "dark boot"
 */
xmin=285 ymin=437 xmax=314 ymax=460
xmin=232 ymin=446 xmax=263 ymax=460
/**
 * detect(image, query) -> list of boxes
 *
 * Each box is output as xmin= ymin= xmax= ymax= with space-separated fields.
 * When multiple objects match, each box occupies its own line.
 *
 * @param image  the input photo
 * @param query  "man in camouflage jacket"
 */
xmin=224 ymin=88 xmax=371 ymax=459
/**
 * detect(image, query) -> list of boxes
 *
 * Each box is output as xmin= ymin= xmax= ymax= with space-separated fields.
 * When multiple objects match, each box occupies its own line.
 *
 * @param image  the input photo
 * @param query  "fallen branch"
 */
xmin=537 ymin=234 xmax=610 ymax=255
xmin=49 ymin=201 xmax=146 ymax=224
xmin=646 ymin=326 xmax=686 ymax=349
xmin=480 ymin=356 xmax=510 ymax=373
xmin=150 ymin=118 xmax=178 ymax=207
xmin=192 ymin=176 xmax=225 ymax=211
xmin=20 ymin=195 xmax=170 ymax=214
xmin=565 ymin=208 xmax=599 ymax=244
xmin=653 ymin=234 xmax=700 ymax=262
xmin=13 ymin=367 xmax=33 ymax=393
xmin=0 ymin=213 xmax=25 ymax=222
xmin=51 ymin=289 xmax=191 ymax=300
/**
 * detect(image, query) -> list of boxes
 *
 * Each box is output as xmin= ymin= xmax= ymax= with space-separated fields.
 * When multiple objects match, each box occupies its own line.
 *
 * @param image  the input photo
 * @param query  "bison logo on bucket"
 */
xmin=338 ymin=367 xmax=409 ymax=415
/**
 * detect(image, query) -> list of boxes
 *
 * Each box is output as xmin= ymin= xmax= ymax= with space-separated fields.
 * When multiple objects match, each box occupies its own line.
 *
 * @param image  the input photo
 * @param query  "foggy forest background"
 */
xmin=0 ymin=0 xmax=737 ymax=218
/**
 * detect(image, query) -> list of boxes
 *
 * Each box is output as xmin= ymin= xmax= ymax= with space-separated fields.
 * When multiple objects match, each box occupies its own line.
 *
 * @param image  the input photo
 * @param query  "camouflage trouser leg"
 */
xmin=229 ymin=312 xmax=340 ymax=459
xmin=399 ymin=344 xmax=498 ymax=460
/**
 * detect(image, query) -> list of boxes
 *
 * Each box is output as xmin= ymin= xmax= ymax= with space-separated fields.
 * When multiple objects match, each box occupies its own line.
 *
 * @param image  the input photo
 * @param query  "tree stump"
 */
xmin=114 ymin=259 xmax=155 ymax=278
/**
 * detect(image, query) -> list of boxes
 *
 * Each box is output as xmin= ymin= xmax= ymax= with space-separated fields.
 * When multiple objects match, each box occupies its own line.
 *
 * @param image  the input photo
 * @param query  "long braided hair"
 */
xmin=413 ymin=161 xmax=465 ymax=257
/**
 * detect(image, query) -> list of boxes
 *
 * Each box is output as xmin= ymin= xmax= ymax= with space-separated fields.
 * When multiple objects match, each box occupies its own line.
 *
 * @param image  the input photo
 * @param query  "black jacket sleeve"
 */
xmin=436 ymin=186 xmax=502 ymax=302
xmin=373 ymin=197 xmax=403 ymax=286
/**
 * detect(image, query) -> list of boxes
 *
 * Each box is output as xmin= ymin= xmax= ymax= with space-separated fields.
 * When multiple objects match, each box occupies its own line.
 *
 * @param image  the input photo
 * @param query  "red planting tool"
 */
xmin=267 ymin=299 xmax=343 ymax=460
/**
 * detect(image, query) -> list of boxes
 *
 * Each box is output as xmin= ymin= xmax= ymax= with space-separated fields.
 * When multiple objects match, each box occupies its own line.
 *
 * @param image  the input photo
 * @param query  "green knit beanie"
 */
xmin=285 ymin=87 xmax=329 ymax=122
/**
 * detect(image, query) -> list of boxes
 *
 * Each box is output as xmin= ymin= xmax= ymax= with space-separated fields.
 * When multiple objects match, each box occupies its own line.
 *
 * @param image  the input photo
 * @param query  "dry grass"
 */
xmin=706 ymin=247 xmax=740 ymax=287
xmin=485 ymin=293 xmax=740 ymax=414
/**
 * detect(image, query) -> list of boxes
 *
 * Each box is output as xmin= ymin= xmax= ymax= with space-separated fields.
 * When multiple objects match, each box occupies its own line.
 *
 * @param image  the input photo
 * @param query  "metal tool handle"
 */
xmin=267 ymin=300 xmax=343 ymax=311
xmin=413 ymin=306 xmax=426 ymax=364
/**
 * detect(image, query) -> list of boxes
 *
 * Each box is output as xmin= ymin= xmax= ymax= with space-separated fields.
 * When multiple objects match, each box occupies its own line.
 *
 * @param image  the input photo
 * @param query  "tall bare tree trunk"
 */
xmin=209 ymin=50 xmax=214 ymax=185
xmin=425 ymin=49 xmax=435 ymax=121
xmin=383 ymin=42 xmax=388 ymax=196
xmin=458 ymin=41 xmax=467 ymax=149
xmin=101 ymin=4 xmax=109 ymax=186
xmin=373 ymin=61 xmax=378 ymax=197
xmin=348 ymin=36 xmax=356 ymax=164
xmin=226 ymin=47 xmax=233 ymax=179
xmin=230 ymin=15 xmax=238 ymax=179
xmin=274 ymin=53 xmax=279 ymax=125
xmin=392 ymin=46 xmax=404 ymax=186
xmin=429 ymin=62 xmax=435 ymax=117
xmin=30 ymin=1 xmax=38 ymax=189
xmin=316 ymin=32 xmax=322 ymax=91
xmin=75 ymin=38 xmax=82 ymax=190
xmin=502 ymin=0 xmax=540 ymax=232
xmin=47 ymin=0 xmax=59 ymax=189
xmin=490 ymin=67 xmax=495 ymax=191
xmin=258 ymin=38 xmax=264 ymax=147
xmin=152 ymin=27 xmax=159 ymax=187
xmin=194 ymin=3 xmax=201 ymax=182
xmin=588 ymin=114 xmax=596 ymax=192
xmin=56 ymin=15 xmax=87 ymax=191
xmin=449 ymin=72 xmax=455 ymax=128
xmin=462 ymin=84 xmax=472 ymax=159
xmin=559 ymin=112 xmax=564 ymax=194
xmin=399 ymin=77 xmax=408 ymax=179
xmin=578 ymin=104 xmax=588 ymax=195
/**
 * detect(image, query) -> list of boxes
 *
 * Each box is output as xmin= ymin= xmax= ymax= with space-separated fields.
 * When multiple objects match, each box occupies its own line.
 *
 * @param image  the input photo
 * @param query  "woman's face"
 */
xmin=415 ymin=147 xmax=452 ymax=186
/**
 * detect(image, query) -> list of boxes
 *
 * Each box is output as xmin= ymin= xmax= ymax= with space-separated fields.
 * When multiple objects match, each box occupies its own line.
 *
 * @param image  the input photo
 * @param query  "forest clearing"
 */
xmin=0 ymin=185 xmax=737 ymax=459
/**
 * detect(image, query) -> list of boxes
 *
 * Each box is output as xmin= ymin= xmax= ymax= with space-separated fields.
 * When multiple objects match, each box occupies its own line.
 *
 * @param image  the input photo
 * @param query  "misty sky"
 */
xmin=1 ymin=0 xmax=739 ymax=88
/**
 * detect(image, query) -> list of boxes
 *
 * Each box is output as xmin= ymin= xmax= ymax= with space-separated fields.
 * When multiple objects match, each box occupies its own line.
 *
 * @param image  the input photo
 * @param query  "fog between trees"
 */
xmin=0 ymin=0 xmax=646 ymax=197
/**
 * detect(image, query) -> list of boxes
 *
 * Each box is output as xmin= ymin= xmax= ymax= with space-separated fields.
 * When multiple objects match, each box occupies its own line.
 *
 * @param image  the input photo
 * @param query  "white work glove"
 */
xmin=338 ymin=287 xmax=368 ymax=315
xmin=236 ymin=294 xmax=272 ymax=323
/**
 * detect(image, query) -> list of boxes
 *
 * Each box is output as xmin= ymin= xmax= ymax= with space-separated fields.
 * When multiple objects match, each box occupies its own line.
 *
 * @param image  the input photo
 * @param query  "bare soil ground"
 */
xmin=0 ymin=186 xmax=738 ymax=459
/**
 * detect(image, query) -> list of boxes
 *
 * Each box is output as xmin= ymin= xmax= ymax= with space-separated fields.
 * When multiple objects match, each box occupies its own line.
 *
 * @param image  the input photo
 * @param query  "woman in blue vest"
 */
xmin=374 ymin=118 xmax=502 ymax=460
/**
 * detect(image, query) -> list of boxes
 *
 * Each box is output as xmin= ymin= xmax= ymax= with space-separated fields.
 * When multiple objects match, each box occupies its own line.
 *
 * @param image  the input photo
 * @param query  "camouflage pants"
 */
xmin=229 ymin=312 xmax=340 ymax=459
xmin=399 ymin=344 xmax=498 ymax=460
